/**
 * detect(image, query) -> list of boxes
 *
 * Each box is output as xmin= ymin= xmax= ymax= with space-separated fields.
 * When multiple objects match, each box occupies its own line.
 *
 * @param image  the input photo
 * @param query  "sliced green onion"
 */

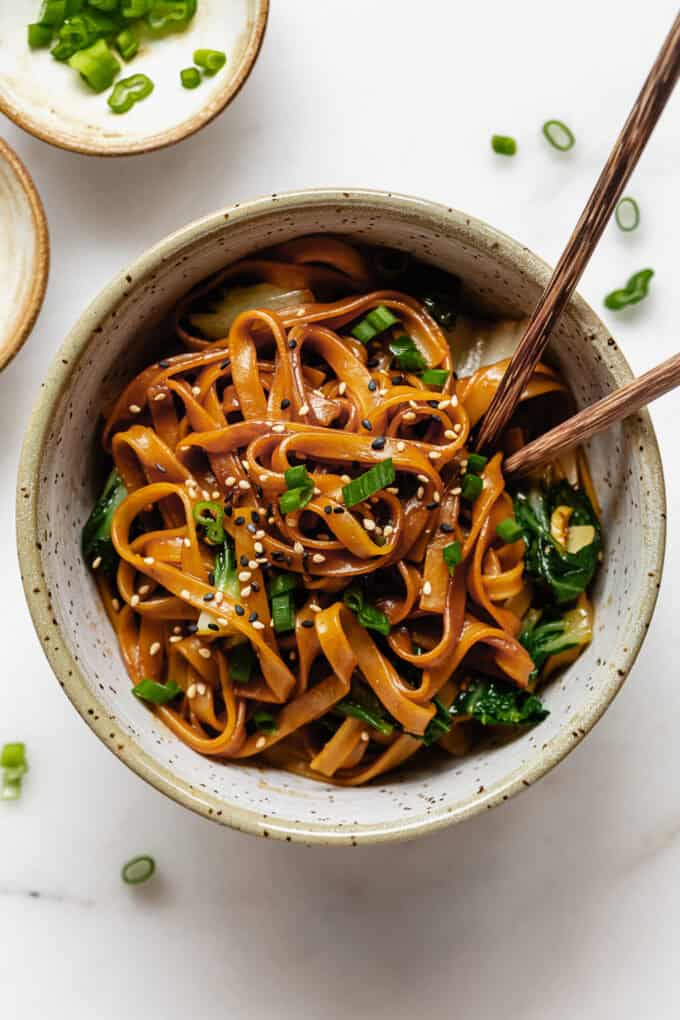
xmin=420 ymin=368 xmax=449 ymax=387
xmin=39 ymin=0 xmax=67 ymax=27
xmin=2 ymin=778 xmax=23 ymax=801
xmin=389 ymin=335 xmax=426 ymax=373
xmin=615 ymin=197 xmax=640 ymax=232
xmin=604 ymin=268 xmax=654 ymax=310
xmin=54 ymin=15 xmax=92 ymax=56
xmin=342 ymin=458 xmax=395 ymax=508
xmin=442 ymin=541 xmax=462 ymax=574
xmin=461 ymin=473 xmax=483 ymax=502
xmin=88 ymin=0 xmax=118 ymax=9
xmin=28 ymin=23 xmax=53 ymax=48
xmin=146 ymin=0 xmax=197 ymax=32
xmin=351 ymin=305 xmax=398 ymax=343
xmin=271 ymin=592 xmax=295 ymax=633
xmin=466 ymin=452 xmax=488 ymax=475
xmin=252 ymin=709 xmax=277 ymax=734
xmin=194 ymin=48 xmax=227 ymax=75
xmin=193 ymin=501 xmax=225 ymax=544
xmin=1 ymin=743 xmax=26 ymax=769
xmin=132 ymin=679 xmax=182 ymax=705
xmin=65 ymin=0 xmax=85 ymax=14
xmin=342 ymin=582 xmax=364 ymax=614
xmin=542 ymin=119 xmax=575 ymax=151
xmin=122 ymin=855 xmax=155 ymax=885
xmin=357 ymin=603 xmax=391 ymax=636
xmin=496 ymin=517 xmax=523 ymax=543
xmin=351 ymin=319 xmax=377 ymax=344
xmin=69 ymin=38 xmax=120 ymax=92
xmin=230 ymin=643 xmax=255 ymax=685
xmin=336 ymin=699 xmax=394 ymax=736
xmin=121 ymin=0 xmax=150 ymax=16
xmin=279 ymin=486 xmax=314 ymax=514
xmin=180 ymin=66 xmax=201 ymax=89
xmin=491 ymin=134 xmax=517 ymax=156
xmin=108 ymin=72 xmax=154 ymax=114
xmin=268 ymin=573 xmax=298 ymax=598
xmin=284 ymin=465 xmax=311 ymax=489
xmin=115 ymin=28 xmax=139 ymax=61
xmin=214 ymin=538 xmax=240 ymax=599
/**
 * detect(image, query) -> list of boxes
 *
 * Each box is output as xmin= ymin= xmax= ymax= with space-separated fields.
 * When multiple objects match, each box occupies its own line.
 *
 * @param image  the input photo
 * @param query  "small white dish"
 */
xmin=0 ymin=2 xmax=268 ymax=156
xmin=0 ymin=137 xmax=48 ymax=371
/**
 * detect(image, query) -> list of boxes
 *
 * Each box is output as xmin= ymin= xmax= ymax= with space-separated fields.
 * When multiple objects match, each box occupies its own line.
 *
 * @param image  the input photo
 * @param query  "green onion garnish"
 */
xmin=461 ymin=473 xmax=483 ymax=502
xmin=108 ymin=72 xmax=154 ymax=114
xmin=194 ymin=48 xmax=227 ymax=75
xmin=351 ymin=305 xmax=399 ymax=343
xmin=491 ymin=134 xmax=517 ymax=156
xmin=357 ymin=603 xmax=391 ymax=636
xmin=2 ymin=743 xmax=28 ymax=801
xmin=1 ymin=743 xmax=26 ymax=769
xmin=268 ymin=573 xmax=298 ymax=598
xmin=180 ymin=66 xmax=201 ymax=89
xmin=69 ymin=38 xmax=120 ymax=92
xmin=280 ymin=465 xmax=314 ymax=515
xmin=388 ymin=335 xmax=426 ymax=373
xmin=252 ymin=709 xmax=277 ymax=734
xmin=122 ymin=855 xmax=155 ymax=885
xmin=230 ymin=643 xmax=255 ymax=685
xmin=421 ymin=368 xmax=449 ymax=387
xmin=39 ymin=0 xmax=67 ymax=27
xmin=193 ymin=500 xmax=225 ymax=544
xmin=466 ymin=452 xmax=488 ymax=475
xmin=442 ymin=541 xmax=462 ymax=574
xmin=213 ymin=537 xmax=240 ymax=599
xmin=147 ymin=0 xmax=197 ymax=33
xmin=121 ymin=0 xmax=151 ymax=16
xmin=284 ymin=465 xmax=310 ymax=489
xmin=604 ymin=268 xmax=654 ymax=311
xmin=271 ymin=592 xmax=295 ymax=633
xmin=342 ymin=458 xmax=395 ymax=508
xmin=496 ymin=517 xmax=523 ymax=543
xmin=336 ymin=699 xmax=394 ymax=735
xmin=28 ymin=23 xmax=53 ymax=48
xmin=542 ymin=119 xmax=575 ymax=151
xmin=89 ymin=0 xmax=118 ymax=10
xmin=615 ymin=197 xmax=640 ymax=232
xmin=115 ymin=28 xmax=139 ymax=61
xmin=132 ymin=679 xmax=182 ymax=705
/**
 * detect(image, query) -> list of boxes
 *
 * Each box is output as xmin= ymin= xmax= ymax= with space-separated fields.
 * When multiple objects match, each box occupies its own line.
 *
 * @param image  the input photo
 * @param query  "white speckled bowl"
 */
xmin=16 ymin=190 xmax=665 ymax=845
xmin=0 ymin=2 xmax=268 ymax=156
xmin=0 ymin=137 xmax=49 ymax=371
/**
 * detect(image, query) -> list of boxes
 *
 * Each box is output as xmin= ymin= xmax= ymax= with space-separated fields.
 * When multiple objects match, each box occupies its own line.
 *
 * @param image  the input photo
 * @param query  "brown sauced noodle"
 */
xmin=90 ymin=236 xmax=597 ymax=785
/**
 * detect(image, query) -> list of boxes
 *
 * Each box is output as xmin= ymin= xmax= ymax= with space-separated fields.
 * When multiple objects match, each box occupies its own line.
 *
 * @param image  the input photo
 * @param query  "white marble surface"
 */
xmin=1 ymin=2 xmax=679 ymax=1016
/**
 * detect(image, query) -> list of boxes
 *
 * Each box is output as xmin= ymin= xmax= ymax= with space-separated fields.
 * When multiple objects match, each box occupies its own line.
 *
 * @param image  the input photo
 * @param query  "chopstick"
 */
xmin=475 ymin=12 xmax=680 ymax=454
xmin=503 ymin=352 xmax=680 ymax=480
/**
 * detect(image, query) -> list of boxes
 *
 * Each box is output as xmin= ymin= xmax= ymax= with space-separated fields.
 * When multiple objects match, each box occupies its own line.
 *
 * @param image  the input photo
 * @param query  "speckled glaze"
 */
xmin=0 ymin=2 xmax=268 ymax=157
xmin=16 ymin=190 xmax=666 ymax=845
xmin=0 ymin=137 xmax=49 ymax=371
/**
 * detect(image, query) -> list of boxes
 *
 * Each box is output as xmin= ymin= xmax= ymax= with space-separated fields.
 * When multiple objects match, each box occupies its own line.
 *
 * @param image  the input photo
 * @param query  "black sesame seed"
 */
xmin=158 ymin=359 xmax=170 ymax=368
xmin=247 ymin=523 xmax=257 ymax=535
xmin=224 ymin=506 xmax=233 ymax=517
xmin=368 ymin=380 xmax=377 ymax=392
xmin=248 ymin=611 xmax=258 ymax=623
xmin=427 ymin=400 xmax=438 ymax=408
xmin=208 ymin=623 xmax=219 ymax=632
xmin=324 ymin=505 xmax=332 ymax=514
xmin=251 ymin=510 xmax=260 ymax=524
xmin=203 ymin=593 xmax=214 ymax=602
xmin=251 ymin=582 xmax=260 ymax=592
xmin=234 ymin=515 xmax=245 ymax=525
xmin=186 ymin=623 xmax=198 ymax=634
xmin=255 ymin=485 xmax=264 ymax=498
xmin=426 ymin=501 xmax=438 ymax=510
xmin=301 ymin=619 xmax=314 ymax=628
xmin=220 ymin=359 xmax=231 ymax=369
xmin=440 ymin=523 xmax=454 ymax=533
xmin=155 ymin=462 xmax=167 ymax=473
xmin=280 ymin=398 xmax=291 ymax=410
xmin=271 ymin=551 xmax=285 ymax=561
xmin=362 ymin=418 xmax=373 ymax=431
xmin=208 ymin=571 xmax=215 ymax=585
xmin=240 ymin=554 xmax=249 ymax=567
xmin=371 ymin=437 xmax=386 ymax=451
xmin=235 ymin=604 xmax=245 ymax=616
xmin=288 ymin=339 xmax=297 ymax=350
xmin=333 ymin=507 xmax=345 ymax=514
xmin=392 ymin=375 xmax=404 ymax=385
xmin=367 ymin=358 xmax=379 ymax=369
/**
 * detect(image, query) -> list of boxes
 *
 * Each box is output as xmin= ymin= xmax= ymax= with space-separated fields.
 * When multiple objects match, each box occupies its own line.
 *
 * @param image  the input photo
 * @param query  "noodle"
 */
xmin=84 ymin=237 xmax=601 ymax=785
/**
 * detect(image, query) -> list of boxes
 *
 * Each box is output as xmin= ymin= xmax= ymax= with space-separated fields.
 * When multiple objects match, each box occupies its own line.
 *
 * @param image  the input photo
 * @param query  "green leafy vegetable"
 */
xmin=514 ymin=482 xmax=601 ymax=605
xmin=342 ymin=458 xmax=395 ymax=508
xmin=496 ymin=517 xmax=523 ymax=543
xmin=252 ymin=709 xmax=277 ymax=734
xmin=388 ymin=335 xmax=426 ymax=373
xmin=82 ymin=468 xmax=128 ymax=574
xmin=132 ymin=678 xmax=182 ymax=704
xmin=604 ymin=268 xmax=654 ymax=310
xmin=422 ymin=697 xmax=453 ymax=745
xmin=213 ymin=537 xmax=240 ymax=600
xmin=453 ymin=677 xmax=548 ymax=725
xmin=335 ymin=685 xmax=395 ymax=735
xmin=520 ymin=604 xmax=592 ymax=678
xmin=342 ymin=584 xmax=391 ymax=635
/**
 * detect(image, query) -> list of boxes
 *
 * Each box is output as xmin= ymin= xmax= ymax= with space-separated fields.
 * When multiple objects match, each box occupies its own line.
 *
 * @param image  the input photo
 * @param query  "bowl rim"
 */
xmin=0 ymin=1 xmax=269 ymax=158
xmin=0 ymin=137 xmax=50 ymax=372
xmin=16 ymin=187 xmax=667 ymax=845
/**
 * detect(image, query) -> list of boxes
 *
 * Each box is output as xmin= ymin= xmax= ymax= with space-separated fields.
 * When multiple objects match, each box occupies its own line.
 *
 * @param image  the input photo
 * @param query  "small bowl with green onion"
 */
xmin=0 ymin=0 xmax=268 ymax=157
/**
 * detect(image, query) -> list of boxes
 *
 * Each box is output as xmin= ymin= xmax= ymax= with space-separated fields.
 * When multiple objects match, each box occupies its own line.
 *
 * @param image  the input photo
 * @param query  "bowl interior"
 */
xmin=0 ymin=1 xmax=267 ymax=156
xmin=18 ymin=192 xmax=664 ymax=844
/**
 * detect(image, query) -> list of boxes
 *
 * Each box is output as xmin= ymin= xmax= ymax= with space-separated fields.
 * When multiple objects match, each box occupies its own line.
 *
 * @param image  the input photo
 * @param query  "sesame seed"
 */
xmin=298 ymin=403 xmax=310 ymax=415
xmin=272 ymin=424 xmax=285 ymax=433
xmin=202 ymin=490 xmax=211 ymax=500
xmin=416 ymin=486 xmax=424 ymax=500
xmin=313 ymin=487 xmax=321 ymax=496
xmin=361 ymin=418 xmax=373 ymax=431
xmin=235 ymin=604 xmax=245 ymax=616
xmin=198 ymin=647 xmax=211 ymax=659
xmin=92 ymin=556 xmax=102 ymax=570
xmin=301 ymin=619 xmax=314 ymax=628
xmin=238 ymin=480 xmax=251 ymax=491
xmin=371 ymin=437 xmax=386 ymax=451
xmin=368 ymin=380 xmax=377 ymax=392
xmin=173 ymin=626 xmax=182 ymax=635
xmin=197 ymin=683 xmax=207 ymax=696
xmin=417 ymin=474 xmax=429 ymax=484
xmin=130 ymin=594 xmax=140 ymax=607
xmin=252 ymin=620 xmax=265 ymax=630
xmin=254 ymin=529 xmax=265 ymax=540
xmin=280 ymin=398 xmax=291 ymax=410
xmin=312 ymin=553 xmax=326 ymax=564
xmin=440 ymin=523 xmax=454 ymax=533
xmin=403 ymin=411 xmax=417 ymax=422
xmin=293 ymin=541 xmax=304 ymax=554
xmin=338 ymin=381 xmax=347 ymax=395
xmin=254 ymin=542 xmax=264 ymax=554
xmin=238 ymin=571 xmax=252 ymax=583
xmin=309 ymin=603 xmax=322 ymax=613
xmin=341 ymin=474 xmax=351 ymax=484
xmin=289 ymin=650 xmax=297 ymax=661
xmin=383 ymin=525 xmax=394 ymax=537
xmin=255 ymin=736 xmax=267 ymax=749
xmin=149 ymin=642 xmax=161 ymax=656
xmin=214 ymin=591 xmax=224 ymax=604
xmin=187 ymin=684 xmax=197 ymax=699
xmin=129 ymin=403 xmax=141 ymax=414
xmin=225 ymin=476 xmax=236 ymax=487
xmin=111 ymin=598 xmax=120 ymax=612
xmin=260 ymin=472 xmax=270 ymax=483
xmin=452 ymin=486 xmax=462 ymax=496
xmin=203 ymin=593 xmax=214 ymax=602
xmin=433 ymin=492 xmax=441 ymax=504
xmin=143 ymin=556 xmax=155 ymax=565
xmin=169 ymin=635 xmax=182 ymax=644
xmin=444 ymin=429 xmax=456 ymax=440
xmin=183 ymin=537 xmax=191 ymax=548
xmin=428 ymin=451 xmax=442 ymax=461
xmin=288 ymin=339 xmax=297 ymax=350
xmin=241 ymin=585 xmax=252 ymax=598
xmin=453 ymin=423 xmax=463 ymax=434
xmin=438 ymin=399 xmax=450 ymax=410
xmin=234 ymin=516 xmax=245 ymax=526
xmin=360 ymin=731 xmax=370 ymax=743
xmin=191 ymin=385 xmax=201 ymax=396
xmin=218 ymin=617 xmax=228 ymax=626
xmin=241 ymin=460 xmax=249 ymax=473
xmin=386 ymin=487 xmax=399 ymax=495
xmin=423 ymin=581 xmax=432 ymax=596
xmin=248 ymin=559 xmax=258 ymax=570
xmin=396 ymin=441 xmax=406 ymax=452
xmin=138 ymin=584 xmax=150 ymax=596
xmin=181 ymin=588 xmax=191 ymax=599
xmin=363 ymin=518 xmax=376 ymax=531
xmin=153 ymin=393 xmax=166 ymax=402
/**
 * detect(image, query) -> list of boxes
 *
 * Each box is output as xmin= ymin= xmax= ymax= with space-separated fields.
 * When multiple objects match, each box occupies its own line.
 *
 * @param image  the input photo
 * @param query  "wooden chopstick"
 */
xmin=475 ymin=13 xmax=680 ymax=454
xmin=503 ymin=352 xmax=680 ymax=479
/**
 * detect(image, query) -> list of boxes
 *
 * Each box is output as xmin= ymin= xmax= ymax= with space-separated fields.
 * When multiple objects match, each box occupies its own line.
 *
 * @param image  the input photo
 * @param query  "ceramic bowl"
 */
xmin=0 ymin=2 xmax=268 ymax=157
xmin=16 ymin=189 xmax=666 ymax=845
xmin=0 ymin=137 xmax=49 ymax=371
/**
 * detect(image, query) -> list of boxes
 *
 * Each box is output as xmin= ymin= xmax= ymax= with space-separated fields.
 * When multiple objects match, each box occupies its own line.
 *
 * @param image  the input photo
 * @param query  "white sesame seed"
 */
xmin=444 ymin=429 xmax=456 ymax=440
xmin=214 ymin=591 xmax=224 ymax=604
xmin=312 ymin=553 xmax=326 ymax=564
xmin=218 ymin=617 xmax=228 ymax=626
xmin=129 ymin=403 xmax=141 ymax=414
xmin=191 ymin=385 xmax=201 ymax=396
xmin=149 ymin=642 xmax=161 ymax=656
xmin=452 ymin=486 xmax=462 ymax=496
xmin=211 ymin=490 xmax=221 ymax=500
xmin=403 ymin=411 xmax=417 ymax=422
xmin=293 ymin=541 xmax=304 ymax=554
xmin=338 ymin=381 xmax=347 ymax=395
xmin=428 ymin=451 xmax=442 ymax=461
xmin=409 ymin=400 xmax=418 ymax=408
xmin=286 ymin=516 xmax=296 ymax=527
xmin=438 ymin=399 xmax=450 ymax=410
xmin=423 ymin=581 xmax=432 ymax=596
xmin=183 ymin=537 xmax=191 ymax=548
xmin=460 ymin=460 xmax=468 ymax=470
xmin=396 ymin=441 xmax=406 ymax=452
xmin=252 ymin=620 xmax=265 ymax=630
xmin=453 ymin=423 xmax=463 ymax=434
xmin=268 ymin=517 xmax=275 ymax=525
xmin=241 ymin=460 xmax=249 ymax=473
xmin=255 ymin=735 xmax=267 ymax=749
xmin=309 ymin=603 xmax=322 ymax=613
xmin=248 ymin=559 xmax=258 ymax=571
xmin=201 ymin=489 xmax=211 ymax=501
xmin=256 ymin=556 xmax=268 ymax=565
xmin=363 ymin=518 xmax=376 ymax=531
xmin=232 ymin=398 xmax=240 ymax=408
xmin=416 ymin=486 xmax=424 ymax=500
xmin=180 ymin=588 xmax=191 ymax=600
xmin=386 ymin=486 xmax=399 ymax=495
xmin=111 ymin=598 xmax=120 ymax=612
xmin=173 ymin=625 xmax=182 ymax=634
xmin=254 ymin=529 xmax=265 ymax=540
xmin=153 ymin=393 xmax=166 ymax=402
xmin=225 ymin=476 xmax=236 ymax=487
xmin=196 ymin=683 xmax=207 ymax=696
xmin=433 ymin=492 xmax=441 ymax=504
xmin=272 ymin=423 xmax=285 ymax=433
xmin=130 ymin=594 xmax=140 ymax=607
xmin=92 ymin=556 xmax=102 ymax=570
xmin=254 ymin=542 xmax=264 ymax=555
xmin=198 ymin=647 xmax=211 ymax=659
xmin=205 ymin=474 xmax=216 ymax=484
xmin=138 ymin=584 xmax=150 ymax=596
xmin=313 ymin=486 xmax=321 ymax=496
xmin=289 ymin=650 xmax=297 ymax=662
xmin=417 ymin=474 xmax=429 ymax=484
xmin=143 ymin=556 xmax=155 ymax=565
xmin=341 ymin=474 xmax=351 ymax=485
xmin=240 ymin=585 xmax=252 ymax=598
xmin=360 ymin=731 xmax=370 ymax=743
xmin=298 ymin=403 xmax=309 ymax=415
xmin=383 ymin=525 xmax=394 ymax=537
xmin=238 ymin=480 xmax=251 ymax=491
xmin=169 ymin=635 xmax=182 ymax=644
xmin=238 ymin=571 xmax=252 ymax=583
xmin=187 ymin=684 xmax=197 ymax=699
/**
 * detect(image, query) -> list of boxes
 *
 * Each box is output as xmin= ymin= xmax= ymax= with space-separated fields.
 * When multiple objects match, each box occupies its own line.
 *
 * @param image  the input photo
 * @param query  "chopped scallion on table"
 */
xmin=615 ymin=197 xmax=640 ymax=232
xmin=604 ymin=268 xmax=654 ymax=310
xmin=542 ymin=119 xmax=575 ymax=151
xmin=122 ymin=855 xmax=156 ymax=885
xmin=1 ymin=743 xmax=28 ymax=802
xmin=491 ymin=134 xmax=517 ymax=156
